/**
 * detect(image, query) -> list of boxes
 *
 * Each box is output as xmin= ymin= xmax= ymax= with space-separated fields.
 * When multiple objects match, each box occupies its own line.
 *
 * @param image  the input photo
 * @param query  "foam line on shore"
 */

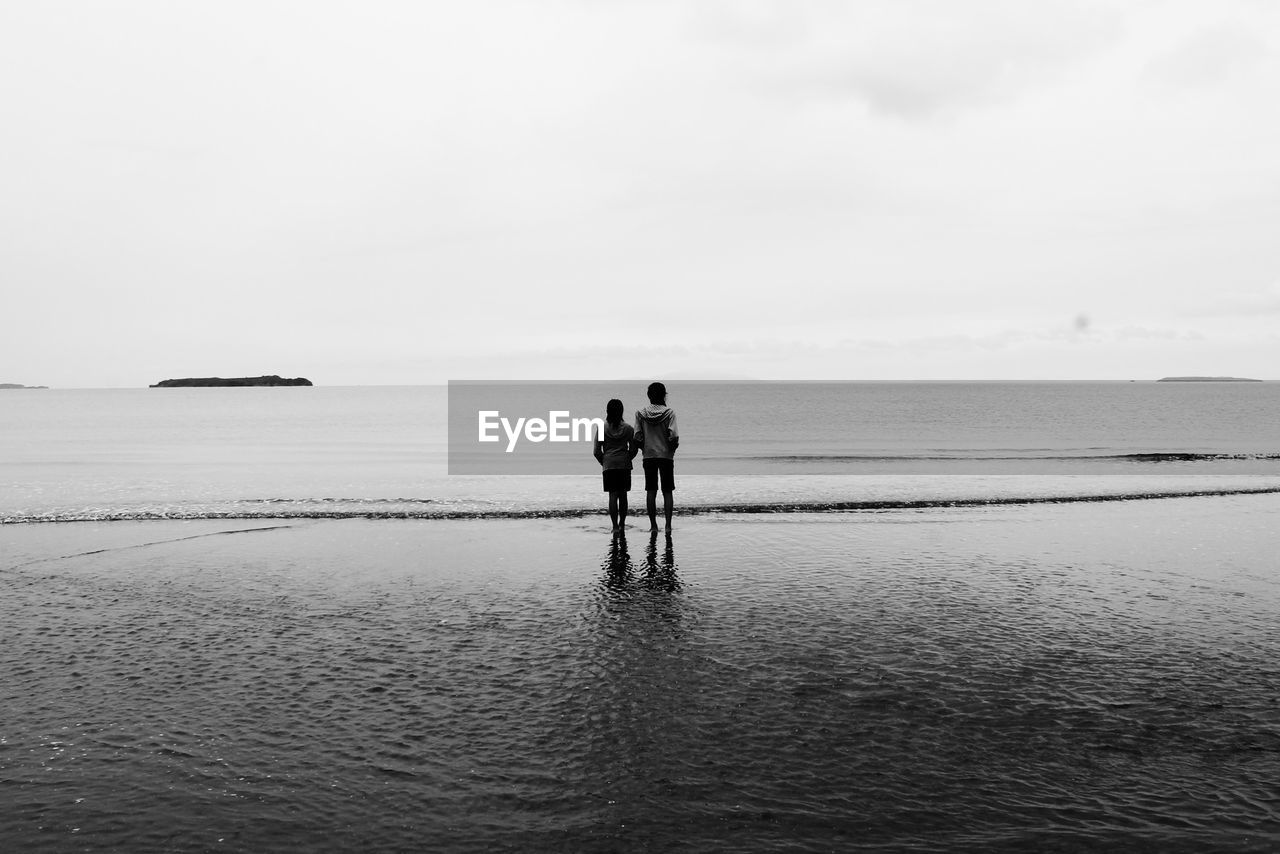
xmin=4 ymin=485 xmax=1280 ymax=524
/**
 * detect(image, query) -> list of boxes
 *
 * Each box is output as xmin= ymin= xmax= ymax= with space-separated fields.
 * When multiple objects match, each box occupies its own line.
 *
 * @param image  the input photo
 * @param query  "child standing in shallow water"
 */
xmin=594 ymin=399 xmax=638 ymax=532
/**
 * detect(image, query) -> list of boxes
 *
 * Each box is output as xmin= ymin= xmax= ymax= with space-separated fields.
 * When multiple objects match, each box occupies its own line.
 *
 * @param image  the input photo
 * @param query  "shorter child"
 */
xmin=593 ymin=398 xmax=638 ymax=532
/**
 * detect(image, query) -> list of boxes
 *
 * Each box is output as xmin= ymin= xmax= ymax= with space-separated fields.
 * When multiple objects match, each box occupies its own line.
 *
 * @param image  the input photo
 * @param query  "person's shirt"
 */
xmin=633 ymin=404 xmax=679 ymax=460
xmin=595 ymin=422 xmax=636 ymax=470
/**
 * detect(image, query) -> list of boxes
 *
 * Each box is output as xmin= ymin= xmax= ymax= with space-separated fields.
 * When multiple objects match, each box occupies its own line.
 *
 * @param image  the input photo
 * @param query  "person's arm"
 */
xmin=627 ymin=426 xmax=639 ymax=460
xmin=667 ymin=412 xmax=679 ymax=453
xmin=593 ymin=427 xmax=604 ymax=465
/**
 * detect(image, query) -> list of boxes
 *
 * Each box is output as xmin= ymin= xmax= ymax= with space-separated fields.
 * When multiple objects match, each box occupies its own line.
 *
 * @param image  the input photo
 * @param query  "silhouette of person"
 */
xmin=593 ymin=398 xmax=638 ymax=532
xmin=634 ymin=382 xmax=679 ymax=531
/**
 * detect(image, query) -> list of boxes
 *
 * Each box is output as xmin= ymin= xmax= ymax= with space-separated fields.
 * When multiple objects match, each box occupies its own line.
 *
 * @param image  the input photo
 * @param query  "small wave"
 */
xmin=1116 ymin=452 xmax=1280 ymax=462
xmin=235 ymin=497 xmax=440 ymax=505
xmin=743 ymin=452 xmax=1280 ymax=463
xmin=5 ymin=486 xmax=1280 ymax=524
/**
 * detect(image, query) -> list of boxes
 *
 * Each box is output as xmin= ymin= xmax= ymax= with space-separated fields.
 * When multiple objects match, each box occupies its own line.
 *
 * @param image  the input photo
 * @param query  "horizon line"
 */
xmin=12 ymin=377 xmax=1276 ymax=390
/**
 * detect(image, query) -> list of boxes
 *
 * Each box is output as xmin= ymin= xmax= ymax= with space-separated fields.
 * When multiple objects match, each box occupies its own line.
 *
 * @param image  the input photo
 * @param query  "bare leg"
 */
xmin=647 ymin=489 xmax=658 ymax=531
xmin=608 ymin=493 xmax=619 ymax=530
xmin=618 ymin=493 xmax=628 ymax=529
xmin=662 ymin=489 xmax=674 ymax=530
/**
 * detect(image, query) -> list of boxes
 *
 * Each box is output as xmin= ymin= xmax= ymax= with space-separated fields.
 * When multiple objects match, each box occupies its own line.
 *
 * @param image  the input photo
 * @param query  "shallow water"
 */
xmin=3 ymin=495 xmax=1279 ymax=851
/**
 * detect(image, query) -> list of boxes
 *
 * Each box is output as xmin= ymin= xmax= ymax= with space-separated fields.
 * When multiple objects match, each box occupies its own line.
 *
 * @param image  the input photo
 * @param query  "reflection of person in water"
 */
xmin=583 ymin=526 xmax=686 ymax=812
xmin=601 ymin=531 xmax=633 ymax=590
xmin=599 ymin=530 xmax=679 ymax=594
xmin=643 ymin=530 xmax=680 ymax=592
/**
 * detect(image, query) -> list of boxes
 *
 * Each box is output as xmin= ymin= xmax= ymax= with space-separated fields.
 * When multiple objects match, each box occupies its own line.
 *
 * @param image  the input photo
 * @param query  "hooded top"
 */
xmin=633 ymin=404 xmax=679 ymax=460
xmin=595 ymin=421 xmax=635 ymax=470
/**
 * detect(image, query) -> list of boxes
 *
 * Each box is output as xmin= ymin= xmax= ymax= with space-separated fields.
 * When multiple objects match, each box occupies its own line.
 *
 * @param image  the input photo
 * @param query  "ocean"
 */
xmin=3 ymin=382 xmax=1280 ymax=522
xmin=3 ymin=383 xmax=1280 ymax=851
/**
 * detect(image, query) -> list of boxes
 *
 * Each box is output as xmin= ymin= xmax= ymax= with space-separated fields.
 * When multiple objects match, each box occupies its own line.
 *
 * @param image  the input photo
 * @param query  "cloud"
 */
xmin=696 ymin=0 xmax=1119 ymax=119
xmin=1186 ymin=281 xmax=1280 ymax=316
xmin=4 ymin=2 xmax=1279 ymax=385
xmin=1143 ymin=26 xmax=1269 ymax=89
xmin=835 ymin=325 xmax=1204 ymax=349
xmin=510 ymin=324 xmax=1207 ymax=363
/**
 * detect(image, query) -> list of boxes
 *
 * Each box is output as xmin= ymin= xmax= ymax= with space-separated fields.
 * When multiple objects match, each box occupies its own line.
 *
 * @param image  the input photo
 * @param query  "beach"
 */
xmin=9 ymin=0 xmax=1280 ymax=847
xmin=5 ymin=494 xmax=1279 ymax=852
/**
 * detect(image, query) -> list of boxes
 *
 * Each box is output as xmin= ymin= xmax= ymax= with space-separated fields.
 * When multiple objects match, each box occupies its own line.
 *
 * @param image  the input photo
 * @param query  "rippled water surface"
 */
xmin=4 ymin=495 xmax=1280 ymax=851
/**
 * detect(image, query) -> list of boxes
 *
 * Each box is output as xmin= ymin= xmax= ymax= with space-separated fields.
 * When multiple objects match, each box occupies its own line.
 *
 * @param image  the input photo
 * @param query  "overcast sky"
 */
xmin=3 ymin=0 xmax=1278 ymax=386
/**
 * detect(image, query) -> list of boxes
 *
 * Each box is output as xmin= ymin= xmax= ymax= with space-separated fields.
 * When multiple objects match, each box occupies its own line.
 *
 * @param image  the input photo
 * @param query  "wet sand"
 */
xmin=4 ymin=496 xmax=1280 ymax=852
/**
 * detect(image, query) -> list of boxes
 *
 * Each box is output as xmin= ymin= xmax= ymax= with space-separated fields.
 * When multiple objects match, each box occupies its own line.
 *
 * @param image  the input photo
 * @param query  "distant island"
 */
xmin=0 ymin=383 xmax=48 ymax=389
xmin=150 ymin=375 xmax=313 ymax=388
xmin=1156 ymin=376 xmax=1262 ymax=383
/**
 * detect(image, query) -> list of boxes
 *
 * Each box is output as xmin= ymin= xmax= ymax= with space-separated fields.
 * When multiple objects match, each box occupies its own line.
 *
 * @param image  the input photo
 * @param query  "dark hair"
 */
xmin=646 ymin=382 xmax=667 ymax=404
xmin=606 ymin=398 xmax=624 ymax=426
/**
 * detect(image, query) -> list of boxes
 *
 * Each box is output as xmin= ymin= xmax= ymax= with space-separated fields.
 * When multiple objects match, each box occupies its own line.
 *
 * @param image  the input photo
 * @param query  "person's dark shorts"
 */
xmin=642 ymin=458 xmax=675 ymax=492
xmin=602 ymin=469 xmax=631 ymax=493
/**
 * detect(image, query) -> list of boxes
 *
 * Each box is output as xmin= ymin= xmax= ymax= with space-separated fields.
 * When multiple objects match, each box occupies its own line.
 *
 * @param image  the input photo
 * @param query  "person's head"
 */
xmin=646 ymin=382 xmax=667 ymax=405
xmin=606 ymin=398 xmax=624 ymax=425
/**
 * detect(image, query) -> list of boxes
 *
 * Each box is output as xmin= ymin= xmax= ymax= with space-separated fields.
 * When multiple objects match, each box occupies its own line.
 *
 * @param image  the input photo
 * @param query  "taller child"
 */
xmin=634 ymin=381 xmax=679 ymax=532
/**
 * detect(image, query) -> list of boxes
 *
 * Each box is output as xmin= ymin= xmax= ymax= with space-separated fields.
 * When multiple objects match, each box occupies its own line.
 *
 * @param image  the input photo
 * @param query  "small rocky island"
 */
xmin=0 ymin=383 xmax=48 ymax=389
xmin=1156 ymin=376 xmax=1262 ymax=382
xmin=150 ymin=375 xmax=313 ymax=388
